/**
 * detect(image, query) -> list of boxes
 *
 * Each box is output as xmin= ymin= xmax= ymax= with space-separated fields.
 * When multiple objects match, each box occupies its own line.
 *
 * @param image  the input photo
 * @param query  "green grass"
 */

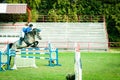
xmin=0 ymin=51 xmax=120 ymax=80
xmin=81 ymin=52 xmax=120 ymax=80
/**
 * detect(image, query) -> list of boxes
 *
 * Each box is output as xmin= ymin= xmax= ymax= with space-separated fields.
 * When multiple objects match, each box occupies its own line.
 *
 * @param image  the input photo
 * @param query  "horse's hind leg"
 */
xmin=8 ymin=56 xmax=12 ymax=68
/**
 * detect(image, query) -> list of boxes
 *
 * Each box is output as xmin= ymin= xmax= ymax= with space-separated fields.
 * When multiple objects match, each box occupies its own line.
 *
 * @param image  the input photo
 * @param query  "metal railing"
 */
xmin=0 ymin=41 xmax=119 ymax=51
xmin=37 ymin=15 xmax=104 ymax=22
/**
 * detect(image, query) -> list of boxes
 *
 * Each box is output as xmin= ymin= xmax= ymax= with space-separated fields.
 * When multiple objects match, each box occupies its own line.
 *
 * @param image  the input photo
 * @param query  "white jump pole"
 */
xmin=74 ymin=43 xmax=82 ymax=80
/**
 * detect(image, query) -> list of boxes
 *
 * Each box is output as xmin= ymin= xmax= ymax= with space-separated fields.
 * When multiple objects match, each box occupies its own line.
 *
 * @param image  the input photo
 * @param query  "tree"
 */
xmin=0 ymin=0 xmax=120 ymax=43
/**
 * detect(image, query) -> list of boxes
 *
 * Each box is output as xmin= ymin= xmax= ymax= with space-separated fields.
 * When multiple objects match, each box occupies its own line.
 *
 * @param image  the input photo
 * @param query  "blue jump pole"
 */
xmin=8 ymin=42 xmax=61 ymax=69
xmin=0 ymin=51 xmax=2 ymax=71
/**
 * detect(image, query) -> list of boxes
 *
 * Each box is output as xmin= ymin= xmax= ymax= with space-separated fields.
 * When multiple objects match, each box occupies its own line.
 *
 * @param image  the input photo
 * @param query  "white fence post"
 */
xmin=75 ymin=43 xmax=82 ymax=80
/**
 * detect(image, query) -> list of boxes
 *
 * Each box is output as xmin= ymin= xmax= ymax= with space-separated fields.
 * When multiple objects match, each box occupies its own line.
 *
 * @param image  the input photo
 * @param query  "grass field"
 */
xmin=0 ymin=51 xmax=120 ymax=80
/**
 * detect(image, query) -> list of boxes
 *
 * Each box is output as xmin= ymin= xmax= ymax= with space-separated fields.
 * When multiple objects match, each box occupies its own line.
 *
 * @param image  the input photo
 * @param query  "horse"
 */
xmin=9 ymin=28 xmax=42 ymax=50
xmin=5 ymin=28 xmax=42 ymax=68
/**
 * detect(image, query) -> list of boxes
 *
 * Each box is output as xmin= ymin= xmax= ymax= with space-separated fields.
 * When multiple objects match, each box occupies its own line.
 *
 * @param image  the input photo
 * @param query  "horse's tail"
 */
xmin=8 ymin=43 xmax=13 ymax=49
xmin=3 ymin=43 xmax=14 ymax=67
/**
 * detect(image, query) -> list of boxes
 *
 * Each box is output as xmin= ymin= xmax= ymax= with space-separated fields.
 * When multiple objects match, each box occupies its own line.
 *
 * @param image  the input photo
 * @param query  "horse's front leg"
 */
xmin=31 ymin=41 xmax=39 ymax=47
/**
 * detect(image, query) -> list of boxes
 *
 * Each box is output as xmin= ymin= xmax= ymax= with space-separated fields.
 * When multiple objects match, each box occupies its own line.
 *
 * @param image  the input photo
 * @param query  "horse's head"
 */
xmin=32 ymin=28 xmax=42 ymax=40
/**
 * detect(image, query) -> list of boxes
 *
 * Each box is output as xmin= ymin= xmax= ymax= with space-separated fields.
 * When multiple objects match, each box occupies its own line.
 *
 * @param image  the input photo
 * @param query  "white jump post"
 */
xmin=74 ymin=43 xmax=82 ymax=80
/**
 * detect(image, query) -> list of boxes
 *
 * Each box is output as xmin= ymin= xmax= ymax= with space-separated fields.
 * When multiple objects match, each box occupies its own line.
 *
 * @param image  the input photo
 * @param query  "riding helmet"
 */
xmin=29 ymin=24 xmax=33 ymax=27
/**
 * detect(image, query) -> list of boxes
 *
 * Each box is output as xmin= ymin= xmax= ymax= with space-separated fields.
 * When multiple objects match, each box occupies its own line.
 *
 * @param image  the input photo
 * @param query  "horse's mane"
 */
xmin=24 ymin=28 xmax=41 ymax=40
xmin=26 ymin=28 xmax=38 ymax=36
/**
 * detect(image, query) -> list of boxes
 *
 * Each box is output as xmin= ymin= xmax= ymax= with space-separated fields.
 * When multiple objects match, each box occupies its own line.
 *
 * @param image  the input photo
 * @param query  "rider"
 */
xmin=23 ymin=24 xmax=33 ymax=33
xmin=19 ymin=24 xmax=33 ymax=46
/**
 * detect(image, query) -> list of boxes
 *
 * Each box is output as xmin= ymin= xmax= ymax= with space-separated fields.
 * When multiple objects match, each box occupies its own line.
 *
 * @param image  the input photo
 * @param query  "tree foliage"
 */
xmin=0 ymin=0 xmax=120 ymax=43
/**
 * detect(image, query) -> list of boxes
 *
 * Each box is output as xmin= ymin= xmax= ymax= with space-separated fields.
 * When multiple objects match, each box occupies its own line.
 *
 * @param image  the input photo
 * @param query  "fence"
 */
xmin=37 ymin=15 xmax=104 ymax=22
xmin=0 ymin=41 xmax=120 ymax=52
xmin=0 ymin=15 xmax=104 ymax=22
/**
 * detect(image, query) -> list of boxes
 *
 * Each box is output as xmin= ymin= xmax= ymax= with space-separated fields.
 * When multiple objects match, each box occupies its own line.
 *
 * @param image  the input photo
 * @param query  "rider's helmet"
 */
xmin=29 ymin=24 xmax=33 ymax=27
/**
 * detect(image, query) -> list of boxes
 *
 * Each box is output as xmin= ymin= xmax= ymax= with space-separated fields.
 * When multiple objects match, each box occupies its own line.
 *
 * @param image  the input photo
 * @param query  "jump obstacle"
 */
xmin=74 ymin=43 xmax=82 ymax=80
xmin=0 ymin=45 xmax=16 ymax=71
xmin=0 ymin=42 xmax=61 ymax=71
xmin=66 ymin=43 xmax=82 ymax=80
xmin=0 ymin=51 xmax=10 ymax=71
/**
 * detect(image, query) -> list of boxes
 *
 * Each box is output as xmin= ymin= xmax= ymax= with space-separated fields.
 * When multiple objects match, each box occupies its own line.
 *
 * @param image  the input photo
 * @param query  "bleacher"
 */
xmin=33 ymin=22 xmax=108 ymax=51
xmin=0 ymin=22 xmax=108 ymax=51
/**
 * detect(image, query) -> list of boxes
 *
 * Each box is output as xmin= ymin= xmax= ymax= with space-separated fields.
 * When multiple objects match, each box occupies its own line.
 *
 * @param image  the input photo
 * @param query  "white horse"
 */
xmin=5 ymin=28 xmax=42 ymax=67
xmin=9 ymin=28 xmax=42 ymax=50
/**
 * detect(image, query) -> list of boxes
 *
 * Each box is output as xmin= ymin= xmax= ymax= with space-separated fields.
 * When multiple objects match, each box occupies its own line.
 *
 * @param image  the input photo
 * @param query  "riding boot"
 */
xmin=19 ymin=37 xmax=23 ymax=45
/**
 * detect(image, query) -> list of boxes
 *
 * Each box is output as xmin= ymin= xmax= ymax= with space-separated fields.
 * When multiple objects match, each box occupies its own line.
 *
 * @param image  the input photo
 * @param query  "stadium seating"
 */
xmin=0 ymin=22 xmax=108 ymax=51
